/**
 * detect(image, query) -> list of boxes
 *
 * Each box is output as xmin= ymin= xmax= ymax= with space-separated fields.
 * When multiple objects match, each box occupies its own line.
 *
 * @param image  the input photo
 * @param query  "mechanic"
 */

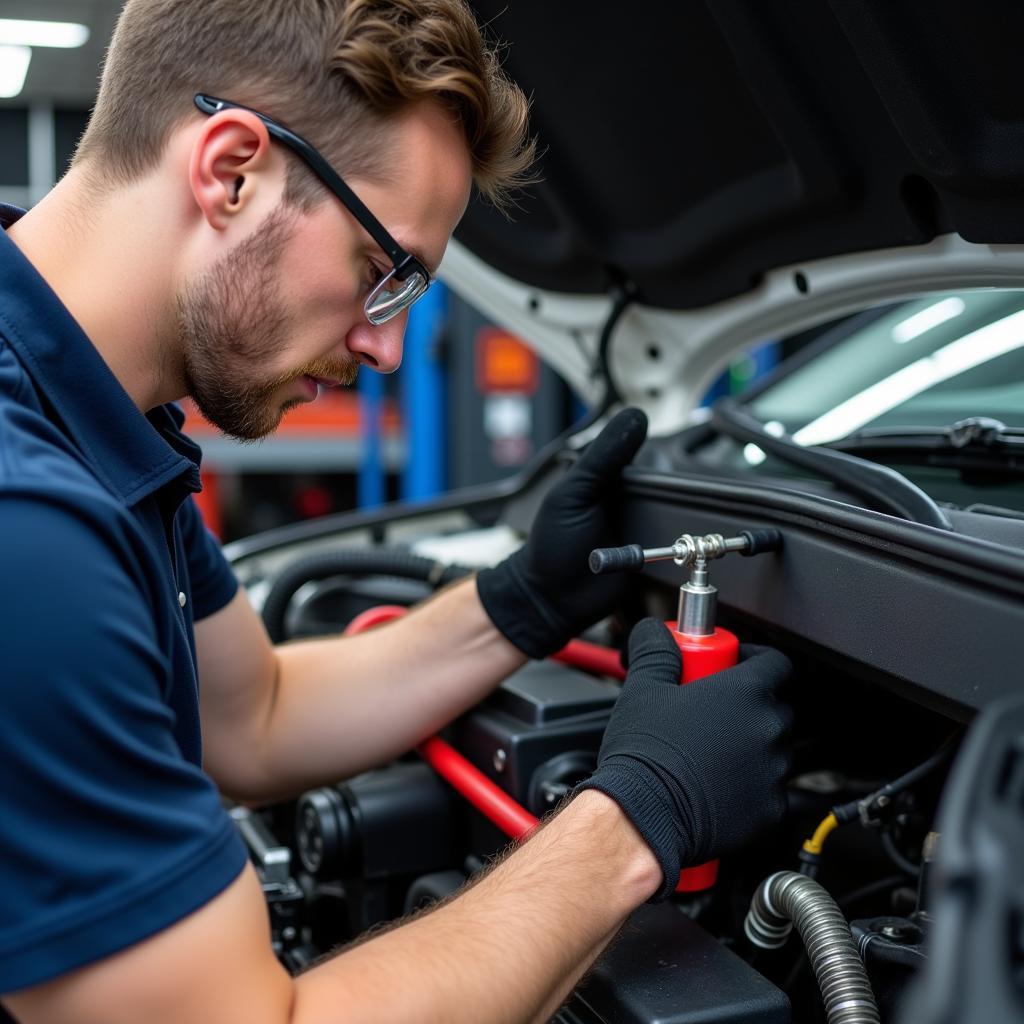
xmin=0 ymin=2 xmax=792 ymax=1022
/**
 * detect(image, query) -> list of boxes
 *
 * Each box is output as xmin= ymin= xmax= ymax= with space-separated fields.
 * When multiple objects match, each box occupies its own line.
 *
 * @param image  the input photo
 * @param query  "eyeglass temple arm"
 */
xmin=193 ymin=94 xmax=418 ymax=276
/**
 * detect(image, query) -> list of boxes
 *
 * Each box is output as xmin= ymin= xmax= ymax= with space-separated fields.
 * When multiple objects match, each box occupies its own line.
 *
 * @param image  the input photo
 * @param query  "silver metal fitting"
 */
xmin=589 ymin=529 xmax=782 ymax=638
xmin=677 ymin=556 xmax=717 ymax=636
xmin=637 ymin=532 xmax=748 ymax=569
xmin=638 ymin=534 xmax=733 ymax=636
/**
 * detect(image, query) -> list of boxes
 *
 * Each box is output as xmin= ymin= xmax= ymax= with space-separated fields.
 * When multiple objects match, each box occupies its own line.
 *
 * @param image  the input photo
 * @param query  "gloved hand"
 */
xmin=577 ymin=618 xmax=792 ymax=901
xmin=477 ymin=407 xmax=648 ymax=659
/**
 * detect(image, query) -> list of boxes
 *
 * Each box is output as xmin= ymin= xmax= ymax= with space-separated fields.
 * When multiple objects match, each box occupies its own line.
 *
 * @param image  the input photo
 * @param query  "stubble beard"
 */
xmin=179 ymin=207 xmax=359 ymax=441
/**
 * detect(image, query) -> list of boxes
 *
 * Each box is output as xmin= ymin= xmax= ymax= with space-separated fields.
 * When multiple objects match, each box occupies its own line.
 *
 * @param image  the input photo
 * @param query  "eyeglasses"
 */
xmin=194 ymin=93 xmax=431 ymax=326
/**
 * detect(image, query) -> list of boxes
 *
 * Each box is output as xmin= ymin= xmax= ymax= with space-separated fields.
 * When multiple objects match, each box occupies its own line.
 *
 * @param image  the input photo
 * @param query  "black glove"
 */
xmin=477 ymin=408 xmax=648 ymax=659
xmin=578 ymin=619 xmax=792 ymax=901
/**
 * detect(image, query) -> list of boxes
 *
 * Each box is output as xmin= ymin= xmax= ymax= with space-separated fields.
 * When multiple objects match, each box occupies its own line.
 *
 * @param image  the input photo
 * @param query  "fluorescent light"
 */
xmin=743 ymin=444 xmax=767 ymax=466
xmin=743 ymin=422 xmax=784 ymax=465
xmin=0 ymin=19 xmax=89 ymax=48
xmin=794 ymin=308 xmax=1024 ymax=446
xmin=891 ymin=296 xmax=965 ymax=344
xmin=0 ymin=44 xmax=31 ymax=98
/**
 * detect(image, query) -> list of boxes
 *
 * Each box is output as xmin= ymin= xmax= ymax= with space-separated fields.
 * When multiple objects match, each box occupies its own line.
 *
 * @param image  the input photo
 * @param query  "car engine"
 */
xmin=226 ymin=453 xmax=1024 ymax=1024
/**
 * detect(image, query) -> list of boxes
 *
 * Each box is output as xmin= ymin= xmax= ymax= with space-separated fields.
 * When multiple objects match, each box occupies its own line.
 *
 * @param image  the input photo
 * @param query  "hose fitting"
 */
xmin=745 ymin=871 xmax=880 ymax=1024
xmin=590 ymin=528 xmax=782 ymax=638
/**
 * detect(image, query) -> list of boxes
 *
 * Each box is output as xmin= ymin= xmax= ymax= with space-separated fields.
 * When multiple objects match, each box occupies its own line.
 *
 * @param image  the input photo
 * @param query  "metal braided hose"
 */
xmin=745 ymin=870 xmax=880 ymax=1024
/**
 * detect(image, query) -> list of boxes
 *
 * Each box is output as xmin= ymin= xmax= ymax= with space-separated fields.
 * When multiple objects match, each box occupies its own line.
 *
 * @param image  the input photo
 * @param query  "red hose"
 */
xmin=341 ymin=604 xmax=624 ymax=842
xmin=552 ymin=639 xmax=626 ymax=680
xmin=419 ymin=736 xmax=537 ymax=840
xmin=343 ymin=604 xmax=409 ymax=636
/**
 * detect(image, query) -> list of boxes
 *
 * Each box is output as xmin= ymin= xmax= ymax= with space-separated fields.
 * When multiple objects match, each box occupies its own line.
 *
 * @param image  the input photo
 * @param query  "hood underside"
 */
xmin=456 ymin=0 xmax=1024 ymax=311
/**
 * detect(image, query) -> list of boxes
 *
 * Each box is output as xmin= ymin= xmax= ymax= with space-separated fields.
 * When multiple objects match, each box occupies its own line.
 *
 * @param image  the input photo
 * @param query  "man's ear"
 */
xmin=188 ymin=111 xmax=278 ymax=230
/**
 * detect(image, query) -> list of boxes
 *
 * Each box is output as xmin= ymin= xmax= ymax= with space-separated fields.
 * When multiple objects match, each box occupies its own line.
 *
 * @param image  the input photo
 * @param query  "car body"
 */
xmin=225 ymin=4 xmax=1024 ymax=1021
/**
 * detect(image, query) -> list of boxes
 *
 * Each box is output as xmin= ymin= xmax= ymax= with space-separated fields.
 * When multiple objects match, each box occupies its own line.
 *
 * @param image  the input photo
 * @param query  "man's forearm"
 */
xmin=292 ymin=789 xmax=661 ymax=1024
xmin=245 ymin=576 xmax=526 ymax=802
xmin=4 ymin=791 xmax=660 ymax=1024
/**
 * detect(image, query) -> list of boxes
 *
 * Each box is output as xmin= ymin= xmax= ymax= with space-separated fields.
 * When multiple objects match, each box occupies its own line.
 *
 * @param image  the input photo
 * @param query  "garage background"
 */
xmin=0 ymin=1 xmax=772 ymax=540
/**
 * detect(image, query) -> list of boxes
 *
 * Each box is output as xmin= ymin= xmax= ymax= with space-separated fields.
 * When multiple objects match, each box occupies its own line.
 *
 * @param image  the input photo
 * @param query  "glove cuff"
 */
xmin=576 ymin=766 xmax=688 ymax=902
xmin=476 ymin=560 xmax=569 ymax=660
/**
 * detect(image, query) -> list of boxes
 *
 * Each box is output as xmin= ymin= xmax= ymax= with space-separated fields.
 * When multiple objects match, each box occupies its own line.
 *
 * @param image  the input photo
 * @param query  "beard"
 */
xmin=178 ymin=207 xmax=359 ymax=441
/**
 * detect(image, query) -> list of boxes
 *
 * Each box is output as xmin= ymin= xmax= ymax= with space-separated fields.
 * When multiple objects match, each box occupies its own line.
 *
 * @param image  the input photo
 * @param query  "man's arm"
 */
xmin=198 ymin=575 xmax=526 ymax=803
xmin=4 ymin=790 xmax=660 ymax=1024
xmin=199 ymin=408 xmax=650 ymax=804
xmin=7 ymin=617 xmax=791 ymax=1024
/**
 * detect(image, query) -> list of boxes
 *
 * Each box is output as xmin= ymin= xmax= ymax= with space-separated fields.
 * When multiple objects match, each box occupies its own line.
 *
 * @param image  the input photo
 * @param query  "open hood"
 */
xmin=440 ymin=1 xmax=1024 ymax=432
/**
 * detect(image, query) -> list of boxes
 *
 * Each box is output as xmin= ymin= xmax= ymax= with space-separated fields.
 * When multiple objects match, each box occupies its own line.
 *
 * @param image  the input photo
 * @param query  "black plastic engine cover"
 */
xmin=450 ymin=661 xmax=618 ymax=817
xmin=559 ymin=904 xmax=790 ymax=1023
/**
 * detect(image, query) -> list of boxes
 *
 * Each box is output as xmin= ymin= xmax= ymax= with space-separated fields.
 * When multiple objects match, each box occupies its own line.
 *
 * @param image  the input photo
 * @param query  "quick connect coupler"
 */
xmin=590 ymin=529 xmax=782 ymax=636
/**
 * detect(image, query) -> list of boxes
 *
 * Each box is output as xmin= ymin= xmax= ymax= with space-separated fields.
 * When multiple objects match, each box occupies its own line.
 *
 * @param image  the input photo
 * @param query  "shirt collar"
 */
xmin=0 ymin=204 xmax=201 ymax=506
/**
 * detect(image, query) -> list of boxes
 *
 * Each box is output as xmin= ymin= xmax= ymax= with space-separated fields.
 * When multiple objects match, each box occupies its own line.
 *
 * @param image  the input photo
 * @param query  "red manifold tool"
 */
xmin=345 ymin=526 xmax=781 ymax=891
xmin=590 ymin=529 xmax=782 ymax=891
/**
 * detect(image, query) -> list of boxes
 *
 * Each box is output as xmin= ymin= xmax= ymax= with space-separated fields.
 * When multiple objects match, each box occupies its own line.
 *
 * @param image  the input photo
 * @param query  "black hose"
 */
xmin=710 ymin=398 xmax=953 ymax=530
xmin=592 ymin=283 xmax=636 ymax=413
xmin=261 ymin=549 xmax=472 ymax=643
xmin=881 ymin=830 xmax=922 ymax=878
xmin=832 ymin=734 xmax=959 ymax=826
xmin=836 ymin=875 xmax=912 ymax=910
xmin=878 ymin=735 xmax=958 ymax=797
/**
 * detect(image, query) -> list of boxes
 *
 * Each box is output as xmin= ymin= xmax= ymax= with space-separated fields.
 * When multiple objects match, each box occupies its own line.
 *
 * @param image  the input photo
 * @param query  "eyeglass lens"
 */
xmin=365 ymin=268 xmax=430 ymax=326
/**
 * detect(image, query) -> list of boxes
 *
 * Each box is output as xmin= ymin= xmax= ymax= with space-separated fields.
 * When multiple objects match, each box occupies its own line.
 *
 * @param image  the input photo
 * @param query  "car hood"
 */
xmin=439 ymin=1 xmax=1024 ymax=433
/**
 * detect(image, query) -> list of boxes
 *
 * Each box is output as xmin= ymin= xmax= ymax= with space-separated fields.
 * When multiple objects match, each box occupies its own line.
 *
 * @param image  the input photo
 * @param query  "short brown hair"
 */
xmin=75 ymin=0 xmax=535 ymax=210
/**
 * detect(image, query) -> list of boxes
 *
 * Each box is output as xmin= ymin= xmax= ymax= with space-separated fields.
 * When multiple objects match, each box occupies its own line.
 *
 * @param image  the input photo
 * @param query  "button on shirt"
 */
xmin=0 ymin=204 xmax=247 ymax=998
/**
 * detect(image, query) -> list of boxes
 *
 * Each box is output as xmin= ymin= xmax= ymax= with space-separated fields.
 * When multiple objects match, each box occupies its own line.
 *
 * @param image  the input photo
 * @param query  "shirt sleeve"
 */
xmin=179 ymin=494 xmax=239 ymax=621
xmin=0 ymin=492 xmax=247 ymax=994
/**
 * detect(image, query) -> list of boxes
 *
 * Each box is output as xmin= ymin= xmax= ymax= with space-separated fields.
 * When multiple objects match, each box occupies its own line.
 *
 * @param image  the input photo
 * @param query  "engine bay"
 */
xmin=223 ymin=450 xmax=1024 ymax=1023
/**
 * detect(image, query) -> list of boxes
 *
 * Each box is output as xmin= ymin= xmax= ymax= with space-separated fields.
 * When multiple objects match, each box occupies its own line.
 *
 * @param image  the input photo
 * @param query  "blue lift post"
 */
xmin=400 ymin=282 xmax=448 ymax=502
xmin=357 ymin=283 xmax=448 ymax=509
xmin=357 ymin=358 xmax=386 ymax=509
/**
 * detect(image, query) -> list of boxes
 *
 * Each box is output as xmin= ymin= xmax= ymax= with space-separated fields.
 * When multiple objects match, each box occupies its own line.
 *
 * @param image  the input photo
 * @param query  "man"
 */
xmin=0 ymin=1 xmax=791 ymax=1021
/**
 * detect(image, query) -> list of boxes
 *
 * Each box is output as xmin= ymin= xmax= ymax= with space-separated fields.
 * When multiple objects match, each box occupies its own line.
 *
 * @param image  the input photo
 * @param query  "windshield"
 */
xmin=696 ymin=290 xmax=1024 ymax=514
xmin=749 ymin=290 xmax=1024 ymax=442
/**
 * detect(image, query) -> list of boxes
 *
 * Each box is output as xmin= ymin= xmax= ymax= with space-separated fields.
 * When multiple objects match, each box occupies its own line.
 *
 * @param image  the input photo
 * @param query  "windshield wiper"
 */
xmin=711 ymin=399 xmax=953 ymax=530
xmin=827 ymin=418 xmax=1024 ymax=478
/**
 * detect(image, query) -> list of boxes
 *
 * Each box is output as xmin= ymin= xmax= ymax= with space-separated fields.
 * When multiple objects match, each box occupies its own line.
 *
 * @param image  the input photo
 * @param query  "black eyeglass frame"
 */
xmin=193 ymin=93 xmax=431 ymax=319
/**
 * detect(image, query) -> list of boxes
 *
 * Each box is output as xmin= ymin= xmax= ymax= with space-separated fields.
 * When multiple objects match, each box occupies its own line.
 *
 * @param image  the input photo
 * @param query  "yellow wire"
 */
xmin=802 ymin=812 xmax=839 ymax=856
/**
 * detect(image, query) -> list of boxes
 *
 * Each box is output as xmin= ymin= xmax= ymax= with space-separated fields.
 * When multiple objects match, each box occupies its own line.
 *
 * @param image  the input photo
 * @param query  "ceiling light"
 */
xmin=743 ymin=444 xmax=767 ymax=466
xmin=0 ymin=44 xmax=32 ymax=98
xmin=0 ymin=18 xmax=89 ymax=48
xmin=891 ymin=296 xmax=965 ymax=344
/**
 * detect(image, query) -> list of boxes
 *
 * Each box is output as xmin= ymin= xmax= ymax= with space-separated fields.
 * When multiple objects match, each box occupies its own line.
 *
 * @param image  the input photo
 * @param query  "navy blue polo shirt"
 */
xmin=0 ymin=204 xmax=247 ymax=1000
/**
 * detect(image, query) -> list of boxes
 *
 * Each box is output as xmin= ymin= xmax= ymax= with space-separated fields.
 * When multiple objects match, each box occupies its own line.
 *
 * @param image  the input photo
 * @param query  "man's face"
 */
xmin=179 ymin=102 xmax=473 ymax=441
xmin=178 ymin=206 xmax=359 ymax=440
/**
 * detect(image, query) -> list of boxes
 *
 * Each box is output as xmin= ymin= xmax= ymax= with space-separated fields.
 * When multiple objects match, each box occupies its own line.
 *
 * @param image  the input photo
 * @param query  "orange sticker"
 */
xmin=476 ymin=328 xmax=539 ymax=394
